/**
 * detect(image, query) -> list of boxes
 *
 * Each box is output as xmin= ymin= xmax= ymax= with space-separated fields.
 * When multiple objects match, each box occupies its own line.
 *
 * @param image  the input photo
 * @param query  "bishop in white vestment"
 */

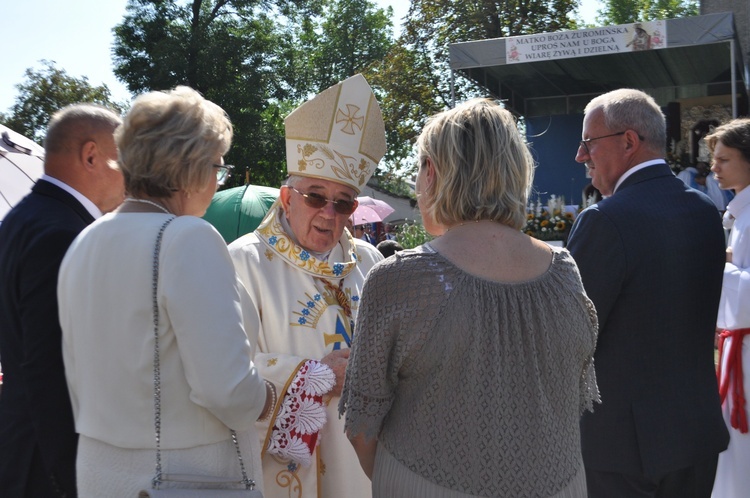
xmin=229 ymin=74 xmax=385 ymax=498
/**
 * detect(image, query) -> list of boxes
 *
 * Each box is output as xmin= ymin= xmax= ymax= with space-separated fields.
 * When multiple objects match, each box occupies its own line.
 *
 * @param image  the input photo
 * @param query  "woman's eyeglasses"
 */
xmin=213 ymin=164 xmax=233 ymax=186
xmin=290 ymin=187 xmax=357 ymax=215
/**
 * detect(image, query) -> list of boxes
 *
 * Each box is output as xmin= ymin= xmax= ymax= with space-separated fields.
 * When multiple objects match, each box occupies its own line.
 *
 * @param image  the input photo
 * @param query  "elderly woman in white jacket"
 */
xmin=58 ymin=86 xmax=273 ymax=496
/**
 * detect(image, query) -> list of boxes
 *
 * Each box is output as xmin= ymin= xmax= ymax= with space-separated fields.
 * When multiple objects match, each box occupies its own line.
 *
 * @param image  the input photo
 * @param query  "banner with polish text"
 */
xmin=506 ymin=21 xmax=667 ymax=64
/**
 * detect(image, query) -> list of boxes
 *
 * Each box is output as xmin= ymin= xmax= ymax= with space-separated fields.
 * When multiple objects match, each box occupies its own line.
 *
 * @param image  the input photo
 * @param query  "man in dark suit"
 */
xmin=0 ymin=104 xmax=123 ymax=497
xmin=567 ymin=89 xmax=729 ymax=497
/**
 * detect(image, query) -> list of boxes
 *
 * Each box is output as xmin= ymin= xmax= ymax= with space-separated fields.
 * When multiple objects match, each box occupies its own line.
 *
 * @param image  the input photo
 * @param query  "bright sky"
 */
xmin=0 ymin=0 xmax=599 ymax=114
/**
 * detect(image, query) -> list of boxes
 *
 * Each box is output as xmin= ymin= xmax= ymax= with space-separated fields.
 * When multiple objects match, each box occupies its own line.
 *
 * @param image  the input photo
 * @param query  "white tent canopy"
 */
xmin=450 ymin=12 xmax=748 ymax=117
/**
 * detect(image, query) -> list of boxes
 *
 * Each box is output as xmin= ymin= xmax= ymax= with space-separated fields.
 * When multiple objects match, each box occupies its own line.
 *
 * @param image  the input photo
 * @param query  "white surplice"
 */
xmin=714 ymin=186 xmax=750 ymax=498
xmin=229 ymin=201 xmax=382 ymax=498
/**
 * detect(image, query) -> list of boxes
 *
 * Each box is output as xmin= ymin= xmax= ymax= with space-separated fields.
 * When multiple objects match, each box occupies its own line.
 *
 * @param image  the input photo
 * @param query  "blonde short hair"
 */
xmin=116 ymin=86 xmax=232 ymax=197
xmin=416 ymin=98 xmax=535 ymax=230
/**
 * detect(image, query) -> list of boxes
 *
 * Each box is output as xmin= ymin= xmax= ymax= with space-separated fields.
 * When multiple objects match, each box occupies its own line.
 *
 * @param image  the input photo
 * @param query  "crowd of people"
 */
xmin=0 ymin=75 xmax=748 ymax=498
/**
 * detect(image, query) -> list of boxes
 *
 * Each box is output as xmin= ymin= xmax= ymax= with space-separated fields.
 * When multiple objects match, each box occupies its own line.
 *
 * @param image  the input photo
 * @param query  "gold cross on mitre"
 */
xmin=336 ymin=104 xmax=364 ymax=135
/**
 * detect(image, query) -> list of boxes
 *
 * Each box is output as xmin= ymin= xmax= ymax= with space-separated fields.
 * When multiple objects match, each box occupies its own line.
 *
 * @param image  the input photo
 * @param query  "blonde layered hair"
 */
xmin=417 ymin=98 xmax=535 ymax=230
xmin=116 ymin=86 xmax=233 ymax=197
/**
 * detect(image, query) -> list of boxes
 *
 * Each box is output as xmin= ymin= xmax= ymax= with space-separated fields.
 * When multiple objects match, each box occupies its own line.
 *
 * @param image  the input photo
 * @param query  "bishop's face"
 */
xmin=280 ymin=176 xmax=358 ymax=253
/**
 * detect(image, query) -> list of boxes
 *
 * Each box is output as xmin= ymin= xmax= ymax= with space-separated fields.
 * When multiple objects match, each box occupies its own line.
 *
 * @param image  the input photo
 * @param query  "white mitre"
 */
xmin=285 ymin=74 xmax=386 ymax=193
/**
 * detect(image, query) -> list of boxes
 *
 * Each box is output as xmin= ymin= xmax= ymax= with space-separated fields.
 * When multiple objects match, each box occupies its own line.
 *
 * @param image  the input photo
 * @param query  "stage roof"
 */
xmin=449 ymin=12 xmax=748 ymax=117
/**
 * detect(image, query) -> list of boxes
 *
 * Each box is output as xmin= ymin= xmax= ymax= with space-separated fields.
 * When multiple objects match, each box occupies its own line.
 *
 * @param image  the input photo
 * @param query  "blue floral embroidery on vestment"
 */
xmin=300 ymin=250 xmax=310 ymax=261
xmin=351 ymin=295 xmax=359 ymax=302
xmin=292 ymin=296 xmax=321 ymax=328
xmin=268 ymin=236 xmax=278 ymax=245
xmin=287 ymin=462 xmax=298 ymax=473
xmin=333 ymin=263 xmax=344 ymax=276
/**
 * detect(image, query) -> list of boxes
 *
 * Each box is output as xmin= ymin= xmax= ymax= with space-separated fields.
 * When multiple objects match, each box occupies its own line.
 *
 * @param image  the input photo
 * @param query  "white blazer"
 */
xmin=59 ymin=213 xmax=266 ymax=449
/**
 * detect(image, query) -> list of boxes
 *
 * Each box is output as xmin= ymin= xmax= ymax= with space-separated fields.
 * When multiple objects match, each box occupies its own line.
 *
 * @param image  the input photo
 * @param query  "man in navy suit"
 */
xmin=0 ymin=104 xmax=123 ymax=497
xmin=567 ymin=89 xmax=729 ymax=497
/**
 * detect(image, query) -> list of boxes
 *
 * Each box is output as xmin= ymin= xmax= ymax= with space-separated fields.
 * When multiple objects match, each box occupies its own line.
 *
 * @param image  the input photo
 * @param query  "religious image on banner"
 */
xmin=506 ymin=20 xmax=666 ymax=64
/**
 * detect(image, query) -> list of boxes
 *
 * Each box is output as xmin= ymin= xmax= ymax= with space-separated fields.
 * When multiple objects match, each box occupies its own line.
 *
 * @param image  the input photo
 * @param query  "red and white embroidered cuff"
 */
xmin=266 ymin=360 xmax=335 ymax=466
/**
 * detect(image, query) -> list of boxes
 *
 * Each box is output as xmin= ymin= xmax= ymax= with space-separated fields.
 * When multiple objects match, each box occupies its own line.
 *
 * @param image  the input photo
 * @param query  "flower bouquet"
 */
xmin=524 ymin=195 xmax=576 ymax=242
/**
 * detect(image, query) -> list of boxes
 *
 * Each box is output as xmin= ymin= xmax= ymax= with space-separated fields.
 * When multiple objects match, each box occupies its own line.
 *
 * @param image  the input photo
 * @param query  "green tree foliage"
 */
xmin=113 ymin=0 xmax=324 ymax=187
xmin=363 ymin=44 xmax=444 ymax=176
xmin=596 ymin=0 xmax=698 ymax=24
xmin=308 ymin=0 xmax=394 ymax=92
xmin=113 ymin=0 xmax=397 ymax=188
xmin=0 ymin=61 xmax=124 ymax=143
xmin=395 ymin=221 xmax=433 ymax=249
xmin=366 ymin=0 xmax=578 ymax=177
xmin=404 ymin=0 xmax=577 ymax=101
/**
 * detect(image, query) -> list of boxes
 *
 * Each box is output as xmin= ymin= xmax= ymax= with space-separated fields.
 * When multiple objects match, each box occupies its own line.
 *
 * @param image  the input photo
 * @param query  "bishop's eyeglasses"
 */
xmin=289 ymin=187 xmax=358 ymax=215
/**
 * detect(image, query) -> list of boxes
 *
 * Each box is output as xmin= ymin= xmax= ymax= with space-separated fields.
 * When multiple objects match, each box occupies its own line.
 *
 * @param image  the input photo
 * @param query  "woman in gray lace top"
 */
xmin=339 ymin=98 xmax=600 ymax=497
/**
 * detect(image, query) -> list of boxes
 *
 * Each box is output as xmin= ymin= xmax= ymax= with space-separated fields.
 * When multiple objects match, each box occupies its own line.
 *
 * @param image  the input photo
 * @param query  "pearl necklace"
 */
xmin=124 ymin=197 xmax=172 ymax=214
xmin=443 ymin=219 xmax=500 ymax=234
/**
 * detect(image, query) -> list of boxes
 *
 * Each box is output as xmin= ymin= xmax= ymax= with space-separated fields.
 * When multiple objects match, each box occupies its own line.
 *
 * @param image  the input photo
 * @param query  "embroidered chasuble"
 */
xmin=229 ymin=202 xmax=382 ymax=498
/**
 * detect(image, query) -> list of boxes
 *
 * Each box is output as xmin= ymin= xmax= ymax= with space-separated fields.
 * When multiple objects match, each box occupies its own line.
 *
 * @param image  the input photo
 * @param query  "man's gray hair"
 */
xmin=584 ymin=89 xmax=666 ymax=155
xmin=44 ymin=104 xmax=122 ymax=155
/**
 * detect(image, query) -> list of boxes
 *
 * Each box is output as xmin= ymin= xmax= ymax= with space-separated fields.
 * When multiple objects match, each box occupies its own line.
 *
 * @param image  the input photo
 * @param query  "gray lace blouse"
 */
xmin=340 ymin=244 xmax=599 ymax=497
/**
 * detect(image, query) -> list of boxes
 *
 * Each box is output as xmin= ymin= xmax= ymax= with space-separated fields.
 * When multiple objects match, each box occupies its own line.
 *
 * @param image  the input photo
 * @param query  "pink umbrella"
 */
xmin=351 ymin=196 xmax=394 ymax=224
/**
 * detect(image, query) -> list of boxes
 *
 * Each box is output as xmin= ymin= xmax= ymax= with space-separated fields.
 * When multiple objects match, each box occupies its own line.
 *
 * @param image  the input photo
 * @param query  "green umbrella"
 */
xmin=203 ymin=184 xmax=279 ymax=244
